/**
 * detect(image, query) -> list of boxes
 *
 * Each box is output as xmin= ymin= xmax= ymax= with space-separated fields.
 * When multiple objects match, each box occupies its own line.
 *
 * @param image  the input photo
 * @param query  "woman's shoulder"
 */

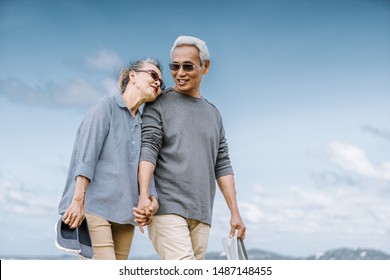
xmin=96 ymin=94 xmax=118 ymax=108
xmin=85 ymin=95 xmax=115 ymax=117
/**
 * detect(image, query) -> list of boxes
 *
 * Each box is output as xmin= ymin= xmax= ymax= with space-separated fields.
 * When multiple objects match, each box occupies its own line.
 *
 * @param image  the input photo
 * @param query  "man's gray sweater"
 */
xmin=140 ymin=88 xmax=234 ymax=225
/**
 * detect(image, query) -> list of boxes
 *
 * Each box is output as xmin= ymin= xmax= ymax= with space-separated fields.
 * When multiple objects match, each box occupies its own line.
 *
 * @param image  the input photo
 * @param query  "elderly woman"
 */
xmin=57 ymin=58 xmax=165 ymax=260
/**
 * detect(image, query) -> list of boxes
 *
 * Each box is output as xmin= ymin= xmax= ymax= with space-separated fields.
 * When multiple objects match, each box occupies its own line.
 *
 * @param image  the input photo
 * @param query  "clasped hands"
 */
xmin=133 ymin=195 xmax=159 ymax=233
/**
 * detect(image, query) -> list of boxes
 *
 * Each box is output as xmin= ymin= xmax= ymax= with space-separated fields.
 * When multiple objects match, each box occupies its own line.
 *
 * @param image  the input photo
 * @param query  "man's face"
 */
xmin=171 ymin=45 xmax=209 ymax=97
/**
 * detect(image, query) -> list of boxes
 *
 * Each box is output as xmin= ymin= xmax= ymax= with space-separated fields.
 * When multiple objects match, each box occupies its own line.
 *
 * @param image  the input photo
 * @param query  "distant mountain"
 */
xmin=306 ymin=248 xmax=390 ymax=260
xmin=205 ymin=247 xmax=390 ymax=260
xmin=2 ymin=247 xmax=390 ymax=260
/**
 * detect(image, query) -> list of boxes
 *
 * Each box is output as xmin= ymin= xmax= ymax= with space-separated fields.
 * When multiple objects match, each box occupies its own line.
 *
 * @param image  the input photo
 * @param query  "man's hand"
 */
xmin=149 ymin=195 xmax=159 ymax=216
xmin=229 ymin=213 xmax=246 ymax=240
xmin=134 ymin=195 xmax=159 ymax=234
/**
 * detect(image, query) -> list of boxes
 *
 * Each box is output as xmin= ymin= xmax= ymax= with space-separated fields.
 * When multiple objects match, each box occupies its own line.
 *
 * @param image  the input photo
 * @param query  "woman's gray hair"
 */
xmin=170 ymin=35 xmax=210 ymax=63
xmin=118 ymin=58 xmax=162 ymax=93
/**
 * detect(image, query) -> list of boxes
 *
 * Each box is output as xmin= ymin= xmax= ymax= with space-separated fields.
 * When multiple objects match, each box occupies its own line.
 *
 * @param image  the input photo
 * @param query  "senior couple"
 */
xmin=57 ymin=35 xmax=246 ymax=260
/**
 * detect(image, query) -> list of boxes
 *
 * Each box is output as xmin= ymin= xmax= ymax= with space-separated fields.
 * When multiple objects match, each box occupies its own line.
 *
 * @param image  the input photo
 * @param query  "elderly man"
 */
xmin=136 ymin=35 xmax=246 ymax=260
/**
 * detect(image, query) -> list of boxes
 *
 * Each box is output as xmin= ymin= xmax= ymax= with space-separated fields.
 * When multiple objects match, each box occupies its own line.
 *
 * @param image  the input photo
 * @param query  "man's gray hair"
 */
xmin=170 ymin=35 xmax=210 ymax=62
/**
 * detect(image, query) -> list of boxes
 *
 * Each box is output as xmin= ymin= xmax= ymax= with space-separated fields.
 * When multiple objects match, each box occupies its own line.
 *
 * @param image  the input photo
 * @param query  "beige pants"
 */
xmin=148 ymin=214 xmax=210 ymax=260
xmin=85 ymin=212 xmax=135 ymax=260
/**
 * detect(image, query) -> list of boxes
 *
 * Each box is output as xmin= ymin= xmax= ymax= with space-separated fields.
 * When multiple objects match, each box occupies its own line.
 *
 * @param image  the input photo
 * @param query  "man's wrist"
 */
xmin=139 ymin=193 xmax=150 ymax=199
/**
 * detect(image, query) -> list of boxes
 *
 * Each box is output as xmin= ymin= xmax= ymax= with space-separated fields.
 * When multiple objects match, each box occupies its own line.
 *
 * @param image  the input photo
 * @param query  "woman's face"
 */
xmin=132 ymin=62 xmax=164 ymax=102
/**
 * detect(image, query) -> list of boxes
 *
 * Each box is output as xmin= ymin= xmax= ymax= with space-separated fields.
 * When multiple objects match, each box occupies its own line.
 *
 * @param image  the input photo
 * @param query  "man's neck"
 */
xmin=173 ymin=86 xmax=201 ymax=99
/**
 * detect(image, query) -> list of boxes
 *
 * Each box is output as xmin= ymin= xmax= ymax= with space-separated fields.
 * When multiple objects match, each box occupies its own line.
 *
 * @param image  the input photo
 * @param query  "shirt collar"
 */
xmin=115 ymin=92 xmax=127 ymax=108
xmin=114 ymin=92 xmax=142 ymax=123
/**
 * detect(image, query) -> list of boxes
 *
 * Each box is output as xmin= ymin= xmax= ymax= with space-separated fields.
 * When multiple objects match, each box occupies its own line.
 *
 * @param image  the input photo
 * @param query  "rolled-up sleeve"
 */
xmin=74 ymin=101 xmax=111 ymax=181
xmin=215 ymin=122 xmax=234 ymax=178
xmin=140 ymin=101 xmax=164 ymax=165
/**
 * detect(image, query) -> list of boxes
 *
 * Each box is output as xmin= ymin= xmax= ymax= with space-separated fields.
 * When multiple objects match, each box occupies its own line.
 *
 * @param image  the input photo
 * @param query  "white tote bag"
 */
xmin=222 ymin=235 xmax=248 ymax=260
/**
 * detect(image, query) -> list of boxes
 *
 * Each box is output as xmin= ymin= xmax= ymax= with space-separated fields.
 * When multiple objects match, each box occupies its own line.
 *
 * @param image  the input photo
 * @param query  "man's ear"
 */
xmin=202 ymin=60 xmax=210 ymax=75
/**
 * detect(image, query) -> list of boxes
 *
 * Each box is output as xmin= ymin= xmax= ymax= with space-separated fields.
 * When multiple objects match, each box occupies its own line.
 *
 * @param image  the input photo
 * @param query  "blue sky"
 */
xmin=1 ymin=0 xmax=389 ymax=258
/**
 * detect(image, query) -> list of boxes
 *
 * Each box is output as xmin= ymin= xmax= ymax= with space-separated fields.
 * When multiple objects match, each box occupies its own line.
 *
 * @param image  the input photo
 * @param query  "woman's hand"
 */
xmin=63 ymin=175 xmax=89 ymax=229
xmin=134 ymin=195 xmax=159 ymax=233
xmin=62 ymin=199 xmax=85 ymax=229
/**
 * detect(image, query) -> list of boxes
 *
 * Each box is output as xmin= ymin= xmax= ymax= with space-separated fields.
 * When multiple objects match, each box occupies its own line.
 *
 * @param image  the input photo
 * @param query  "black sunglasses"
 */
xmin=169 ymin=62 xmax=202 ymax=72
xmin=134 ymin=69 xmax=165 ymax=90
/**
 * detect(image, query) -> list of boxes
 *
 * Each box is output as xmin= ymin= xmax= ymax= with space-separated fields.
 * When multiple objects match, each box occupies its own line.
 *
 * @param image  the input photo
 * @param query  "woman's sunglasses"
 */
xmin=169 ymin=62 xmax=202 ymax=72
xmin=134 ymin=69 xmax=165 ymax=90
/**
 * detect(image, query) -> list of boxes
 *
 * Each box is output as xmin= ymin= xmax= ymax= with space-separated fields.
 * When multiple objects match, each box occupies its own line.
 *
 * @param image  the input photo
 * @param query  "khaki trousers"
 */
xmin=85 ymin=212 xmax=135 ymax=260
xmin=148 ymin=214 xmax=210 ymax=260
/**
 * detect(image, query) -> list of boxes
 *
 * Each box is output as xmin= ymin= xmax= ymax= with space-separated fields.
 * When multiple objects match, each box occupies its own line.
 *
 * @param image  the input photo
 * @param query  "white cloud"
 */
xmin=240 ymin=201 xmax=264 ymax=223
xmin=310 ymin=171 xmax=358 ymax=187
xmin=0 ymin=178 xmax=57 ymax=216
xmin=101 ymin=77 xmax=119 ymax=96
xmin=52 ymin=77 xmax=108 ymax=106
xmin=327 ymin=141 xmax=390 ymax=181
xmin=0 ymin=49 xmax=122 ymax=108
xmin=0 ymin=77 xmax=113 ymax=108
xmin=211 ymin=178 xmax=390 ymax=255
xmin=290 ymin=186 xmax=333 ymax=207
xmin=380 ymin=162 xmax=390 ymax=181
xmin=85 ymin=49 xmax=123 ymax=72
xmin=362 ymin=125 xmax=390 ymax=143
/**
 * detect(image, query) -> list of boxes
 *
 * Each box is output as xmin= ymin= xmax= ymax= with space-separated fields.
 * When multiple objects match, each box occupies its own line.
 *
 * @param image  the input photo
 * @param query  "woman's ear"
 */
xmin=129 ymin=70 xmax=136 ymax=84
